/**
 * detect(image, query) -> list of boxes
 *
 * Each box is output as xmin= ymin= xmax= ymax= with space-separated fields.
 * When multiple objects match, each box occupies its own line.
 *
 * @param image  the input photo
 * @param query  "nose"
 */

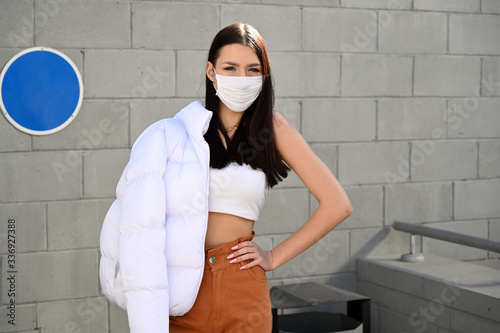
xmin=238 ymin=69 xmax=250 ymax=77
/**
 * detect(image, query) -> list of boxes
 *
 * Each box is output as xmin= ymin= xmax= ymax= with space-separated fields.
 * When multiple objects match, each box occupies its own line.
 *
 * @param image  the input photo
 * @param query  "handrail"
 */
xmin=393 ymin=221 xmax=500 ymax=254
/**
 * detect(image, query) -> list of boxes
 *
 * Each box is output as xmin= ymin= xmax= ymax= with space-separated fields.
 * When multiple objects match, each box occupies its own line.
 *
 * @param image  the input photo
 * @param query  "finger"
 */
xmin=227 ymin=243 xmax=256 ymax=259
xmin=227 ymin=248 xmax=248 ymax=259
xmin=231 ymin=241 xmax=254 ymax=251
xmin=229 ymin=253 xmax=259 ymax=264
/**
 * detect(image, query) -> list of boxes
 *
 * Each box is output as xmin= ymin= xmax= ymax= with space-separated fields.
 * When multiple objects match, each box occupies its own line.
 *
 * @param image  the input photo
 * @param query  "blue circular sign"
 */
xmin=0 ymin=47 xmax=83 ymax=135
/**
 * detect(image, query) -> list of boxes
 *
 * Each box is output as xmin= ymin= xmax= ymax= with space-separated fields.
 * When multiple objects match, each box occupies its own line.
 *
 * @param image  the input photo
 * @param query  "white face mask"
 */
xmin=213 ymin=68 xmax=263 ymax=112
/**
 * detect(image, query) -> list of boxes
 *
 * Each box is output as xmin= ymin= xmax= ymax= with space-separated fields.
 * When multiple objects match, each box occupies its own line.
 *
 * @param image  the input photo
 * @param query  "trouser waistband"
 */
xmin=204 ymin=231 xmax=255 ymax=272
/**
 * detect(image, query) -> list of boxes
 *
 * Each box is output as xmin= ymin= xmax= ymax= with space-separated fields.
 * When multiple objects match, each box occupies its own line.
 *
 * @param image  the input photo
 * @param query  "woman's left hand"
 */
xmin=227 ymin=241 xmax=275 ymax=271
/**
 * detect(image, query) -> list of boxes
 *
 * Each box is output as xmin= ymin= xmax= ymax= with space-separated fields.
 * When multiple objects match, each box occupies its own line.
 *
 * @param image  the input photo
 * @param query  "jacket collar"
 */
xmin=175 ymin=101 xmax=213 ymax=137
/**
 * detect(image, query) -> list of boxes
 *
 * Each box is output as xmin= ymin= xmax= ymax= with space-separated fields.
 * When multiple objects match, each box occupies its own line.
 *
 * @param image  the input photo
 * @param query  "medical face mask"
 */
xmin=213 ymin=68 xmax=263 ymax=112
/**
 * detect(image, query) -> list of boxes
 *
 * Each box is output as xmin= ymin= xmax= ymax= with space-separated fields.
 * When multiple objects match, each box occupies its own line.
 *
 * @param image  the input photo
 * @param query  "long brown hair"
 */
xmin=203 ymin=23 xmax=289 ymax=188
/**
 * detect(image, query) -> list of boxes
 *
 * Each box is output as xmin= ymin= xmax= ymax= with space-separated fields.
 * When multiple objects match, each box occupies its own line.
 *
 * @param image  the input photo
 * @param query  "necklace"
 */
xmin=226 ymin=124 xmax=239 ymax=133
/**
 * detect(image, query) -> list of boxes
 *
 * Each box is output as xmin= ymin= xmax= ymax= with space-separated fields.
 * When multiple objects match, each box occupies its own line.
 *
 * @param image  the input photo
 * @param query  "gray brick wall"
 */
xmin=358 ymin=255 xmax=500 ymax=333
xmin=0 ymin=0 xmax=499 ymax=332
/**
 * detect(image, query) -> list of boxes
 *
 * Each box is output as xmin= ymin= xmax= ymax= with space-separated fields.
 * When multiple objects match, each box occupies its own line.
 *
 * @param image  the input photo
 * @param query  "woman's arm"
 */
xmin=229 ymin=111 xmax=352 ymax=271
xmin=267 ymin=111 xmax=352 ymax=270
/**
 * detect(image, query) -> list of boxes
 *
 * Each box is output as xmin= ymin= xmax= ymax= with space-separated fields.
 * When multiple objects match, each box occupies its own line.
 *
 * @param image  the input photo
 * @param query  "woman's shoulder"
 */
xmin=272 ymin=110 xmax=299 ymax=152
xmin=272 ymin=110 xmax=287 ymax=128
xmin=273 ymin=110 xmax=298 ymax=133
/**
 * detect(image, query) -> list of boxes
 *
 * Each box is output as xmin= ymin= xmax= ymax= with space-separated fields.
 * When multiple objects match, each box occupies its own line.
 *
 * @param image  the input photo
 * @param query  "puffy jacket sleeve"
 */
xmin=119 ymin=126 xmax=169 ymax=333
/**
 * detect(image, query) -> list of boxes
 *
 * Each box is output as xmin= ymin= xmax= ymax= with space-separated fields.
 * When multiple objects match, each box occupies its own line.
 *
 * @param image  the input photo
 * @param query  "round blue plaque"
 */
xmin=0 ymin=47 xmax=83 ymax=135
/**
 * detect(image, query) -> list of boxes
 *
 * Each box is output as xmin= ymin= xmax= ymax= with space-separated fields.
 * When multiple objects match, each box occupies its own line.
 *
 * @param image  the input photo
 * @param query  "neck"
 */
xmin=218 ymin=103 xmax=244 ymax=131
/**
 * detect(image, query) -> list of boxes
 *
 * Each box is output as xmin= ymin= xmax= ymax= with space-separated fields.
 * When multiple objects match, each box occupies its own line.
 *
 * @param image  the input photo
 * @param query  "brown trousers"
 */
xmin=170 ymin=232 xmax=273 ymax=333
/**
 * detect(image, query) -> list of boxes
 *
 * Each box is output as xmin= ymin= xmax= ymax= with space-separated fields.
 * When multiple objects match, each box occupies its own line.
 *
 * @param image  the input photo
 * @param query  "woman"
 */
xmin=99 ymin=23 xmax=352 ymax=333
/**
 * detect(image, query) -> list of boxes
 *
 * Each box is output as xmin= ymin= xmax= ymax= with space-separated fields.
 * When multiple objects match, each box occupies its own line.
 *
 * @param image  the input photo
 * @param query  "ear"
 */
xmin=206 ymin=61 xmax=215 ymax=83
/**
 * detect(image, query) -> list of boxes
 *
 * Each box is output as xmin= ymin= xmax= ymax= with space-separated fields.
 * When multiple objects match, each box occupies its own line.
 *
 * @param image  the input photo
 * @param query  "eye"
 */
xmin=224 ymin=66 xmax=236 ymax=71
xmin=249 ymin=68 xmax=261 ymax=73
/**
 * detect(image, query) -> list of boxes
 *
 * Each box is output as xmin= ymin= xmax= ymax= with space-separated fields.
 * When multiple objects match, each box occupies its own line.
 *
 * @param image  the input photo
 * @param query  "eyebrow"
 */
xmin=221 ymin=61 xmax=262 ymax=67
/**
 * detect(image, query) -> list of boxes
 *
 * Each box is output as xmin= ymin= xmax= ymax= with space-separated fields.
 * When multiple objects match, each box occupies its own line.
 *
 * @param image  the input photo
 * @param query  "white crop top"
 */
xmin=208 ymin=162 xmax=268 ymax=221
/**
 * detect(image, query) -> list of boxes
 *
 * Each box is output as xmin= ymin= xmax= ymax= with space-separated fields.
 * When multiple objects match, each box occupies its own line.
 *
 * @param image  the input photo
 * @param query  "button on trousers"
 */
xmin=170 ymin=232 xmax=272 ymax=333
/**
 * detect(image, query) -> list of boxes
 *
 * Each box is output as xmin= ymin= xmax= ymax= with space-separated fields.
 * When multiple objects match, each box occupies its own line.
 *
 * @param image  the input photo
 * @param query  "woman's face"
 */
xmin=207 ymin=43 xmax=262 ymax=88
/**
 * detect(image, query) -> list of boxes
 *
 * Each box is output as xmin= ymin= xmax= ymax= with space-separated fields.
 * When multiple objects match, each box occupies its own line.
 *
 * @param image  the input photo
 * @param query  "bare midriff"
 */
xmin=205 ymin=212 xmax=255 ymax=248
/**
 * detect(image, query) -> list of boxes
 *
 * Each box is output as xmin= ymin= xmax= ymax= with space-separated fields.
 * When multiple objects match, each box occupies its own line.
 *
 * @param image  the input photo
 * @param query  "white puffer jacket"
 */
xmin=99 ymin=101 xmax=213 ymax=333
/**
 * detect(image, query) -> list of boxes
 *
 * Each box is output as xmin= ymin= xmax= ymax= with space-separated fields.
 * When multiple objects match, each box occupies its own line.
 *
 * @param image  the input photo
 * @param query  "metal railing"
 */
xmin=392 ymin=221 xmax=500 ymax=262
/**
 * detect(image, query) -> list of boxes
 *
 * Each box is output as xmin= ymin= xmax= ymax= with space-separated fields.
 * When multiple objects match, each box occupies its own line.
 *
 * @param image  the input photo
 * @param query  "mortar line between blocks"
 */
xmin=487 ymin=218 xmax=491 ymax=245
xmin=128 ymin=102 xmax=131 ymax=149
xmin=452 ymin=181 xmax=455 ymax=221
xmin=130 ymin=2 xmax=133 ymax=48
xmin=339 ymin=55 xmax=342 ymax=96
xmin=375 ymin=99 xmax=379 ymax=141
xmin=408 ymin=141 xmax=412 ymax=182
xmin=335 ymin=145 xmax=339 ymax=182
xmin=382 ymin=185 xmax=386 ymax=226
xmin=35 ymin=296 xmax=40 ymax=328
xmin=479 ymin=57 xmax=484 ymax=96
xmin=81 ymin=153 xmax=85 ymax=198
xmin=446 ymin=13 xmax=450 ymax=54
xmin=29 ymin=132 xmax=34 ymax=152
xmin=32 ymin=0 xmax=36 ymax=46
xmin=299 ymin=99 xmax=303 ymax=134
xmin=411 ymin=56 xmax=415 ymax=96
xmin=81 ymin=49 xmax=85 ymax=89
xmin=376 ymin=11 xmax=379 ymax=52
xmin=347 ymin=230 xmax=351 ymax=264
xmin=107 ymin=298 xmax=111 ymax=333
xmin=174 ymin=51 xmax=178 ymax=97
xmin=445 ymin=99 xmax=449 ymax=138
xmin=476 ymin=140 xmax=480 ymax=178
xmin=300 ymin=7 xmax=304 ymax=51
xmin=218 ymin=5 xmax=222 ymax=30
xmin=46 ymin=202 xmax=49 ymax=250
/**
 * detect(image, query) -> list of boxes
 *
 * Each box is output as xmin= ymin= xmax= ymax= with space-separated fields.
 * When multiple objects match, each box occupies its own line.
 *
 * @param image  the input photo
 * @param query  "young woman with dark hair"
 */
xmin=99 ymin=23 xmax=352 ymax=333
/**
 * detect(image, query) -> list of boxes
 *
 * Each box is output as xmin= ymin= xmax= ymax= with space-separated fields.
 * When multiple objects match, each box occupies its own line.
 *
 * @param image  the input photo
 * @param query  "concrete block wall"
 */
xmin=358 ymin=255 xmax=500 ymax=333
xmin=0 ymin=0 xmax=499 ymax=332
